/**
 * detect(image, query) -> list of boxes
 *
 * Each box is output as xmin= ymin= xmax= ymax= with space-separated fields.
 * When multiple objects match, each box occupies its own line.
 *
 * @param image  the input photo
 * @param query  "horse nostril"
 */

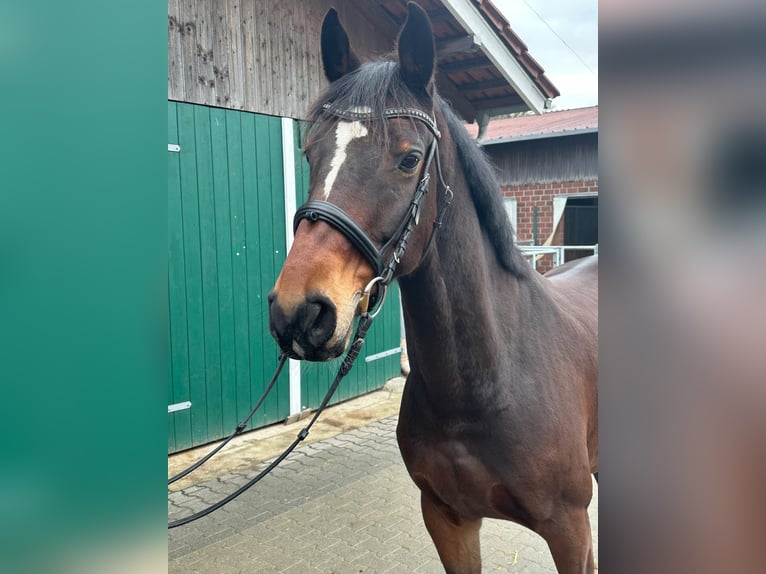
xmin=268 ymin=294 xmax=290 ymax=342
xmin=268 ymin=292 xmax=337 ymax=354
xmin=304 ymin=294 xmax=337 ymax=348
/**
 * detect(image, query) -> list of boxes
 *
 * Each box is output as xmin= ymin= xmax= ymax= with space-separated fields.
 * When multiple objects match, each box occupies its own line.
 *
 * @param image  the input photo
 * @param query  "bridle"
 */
xmin=294 ymin=104 xmax=453 ymax=315
xmin=168 ymin=104 xmax=453 ymax=529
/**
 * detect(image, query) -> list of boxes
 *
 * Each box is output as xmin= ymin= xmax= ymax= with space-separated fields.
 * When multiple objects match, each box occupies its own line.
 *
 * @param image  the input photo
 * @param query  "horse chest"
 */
xmin=397 ymin=383 xmax=551 ymax=524
xmin=400 ymin=425 xmax=556 ymax=528
xmin=400 ymin=430 xmax=504 ymax=519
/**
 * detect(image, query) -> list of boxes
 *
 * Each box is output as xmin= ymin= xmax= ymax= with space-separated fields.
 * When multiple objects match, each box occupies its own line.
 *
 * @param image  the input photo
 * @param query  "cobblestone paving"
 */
xmin=169 ymin=416 xmax=598 ymax=573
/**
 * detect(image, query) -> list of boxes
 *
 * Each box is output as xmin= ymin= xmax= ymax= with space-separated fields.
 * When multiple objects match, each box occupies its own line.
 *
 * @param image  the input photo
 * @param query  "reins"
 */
xmin=169 ymin=315 xmax=372 ymax=528
xmin=168 ymin=105 xmax=451 ymax=529
xmin=167 ymin=353 xmax=288 ymax=486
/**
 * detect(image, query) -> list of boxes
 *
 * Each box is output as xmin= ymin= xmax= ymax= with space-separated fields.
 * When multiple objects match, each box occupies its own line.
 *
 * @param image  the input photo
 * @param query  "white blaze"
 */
xmin=322 ymin=120 xmax=368 ymax=200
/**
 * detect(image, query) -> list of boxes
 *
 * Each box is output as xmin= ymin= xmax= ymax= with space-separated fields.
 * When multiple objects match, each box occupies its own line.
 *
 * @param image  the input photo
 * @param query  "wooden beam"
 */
xmin=426 ymin=8 xmax=454 ymax=23
xmin=459 ymin=78 xmax=509 ymax=92
xmin=436 ymin=35 xmax=481 ymax=59
xmin=470 ymin=94 xmax=525 ymax=109
xmin=435 ymin=73 xmax=476 ymax=123
xmin=439 ymin=56 xmax=494 ymax=74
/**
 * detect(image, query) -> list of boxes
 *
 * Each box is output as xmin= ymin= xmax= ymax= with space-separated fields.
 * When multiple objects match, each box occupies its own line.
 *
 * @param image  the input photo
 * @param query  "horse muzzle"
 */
xmin=268 ymin=291 xmax=350 ymax=361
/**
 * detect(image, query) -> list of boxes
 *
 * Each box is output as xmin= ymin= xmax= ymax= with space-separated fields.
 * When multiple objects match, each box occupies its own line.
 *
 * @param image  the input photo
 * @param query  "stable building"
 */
xmin=467 ymin=105 xmax=598 ymax=273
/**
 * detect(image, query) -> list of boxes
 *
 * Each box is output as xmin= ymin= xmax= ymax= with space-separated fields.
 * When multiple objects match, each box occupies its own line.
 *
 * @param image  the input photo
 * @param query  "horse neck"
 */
xmin=397 ymin=130 xmax=555 ymax=399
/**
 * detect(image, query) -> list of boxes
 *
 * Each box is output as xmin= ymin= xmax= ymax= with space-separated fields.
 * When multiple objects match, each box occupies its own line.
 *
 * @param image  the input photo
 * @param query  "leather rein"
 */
xmin=168 ymin=104 xmax=452 ymax=528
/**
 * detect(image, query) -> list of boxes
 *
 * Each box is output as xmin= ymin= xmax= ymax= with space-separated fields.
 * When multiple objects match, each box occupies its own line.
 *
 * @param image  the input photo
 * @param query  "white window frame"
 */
xmin=503 ymin=197 xmax=518 ymax=240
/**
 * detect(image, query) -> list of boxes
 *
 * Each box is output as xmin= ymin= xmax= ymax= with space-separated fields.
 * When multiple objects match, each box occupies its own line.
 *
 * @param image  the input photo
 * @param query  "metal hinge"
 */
xmin=365 ymin=347 xmax=402 ymax=363
xmin=168 ymin=144 xmax=181 ymax=153
xmin=168 ymin=401 xmax=191 ymax=413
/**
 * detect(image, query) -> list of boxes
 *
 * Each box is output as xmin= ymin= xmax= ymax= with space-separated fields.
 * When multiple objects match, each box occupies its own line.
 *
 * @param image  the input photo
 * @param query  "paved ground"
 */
xmin=169 ymin=388 xmax=598 ymax=573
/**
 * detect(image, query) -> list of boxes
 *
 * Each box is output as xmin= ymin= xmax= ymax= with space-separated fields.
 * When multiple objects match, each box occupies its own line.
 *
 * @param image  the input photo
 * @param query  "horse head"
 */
xmin=268 ymin=3 xmax=442 ymax=361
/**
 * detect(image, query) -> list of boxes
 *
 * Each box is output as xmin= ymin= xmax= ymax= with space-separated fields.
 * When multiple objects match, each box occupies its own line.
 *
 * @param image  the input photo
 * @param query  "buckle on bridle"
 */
xmin=358 ymin=276 xmax=387 ymax=318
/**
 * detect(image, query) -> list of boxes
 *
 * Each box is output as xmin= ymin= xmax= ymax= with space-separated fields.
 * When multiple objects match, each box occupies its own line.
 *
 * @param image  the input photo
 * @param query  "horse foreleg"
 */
xmin=420 ymin=490 xmax=482 ymax=574
xmin=539 ymin=504 xmax=595 ymax=574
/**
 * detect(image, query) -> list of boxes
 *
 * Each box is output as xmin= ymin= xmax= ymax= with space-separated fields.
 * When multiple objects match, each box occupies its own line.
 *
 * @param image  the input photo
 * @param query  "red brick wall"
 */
xmin=502 ymin=179 xmax=598 ymax=274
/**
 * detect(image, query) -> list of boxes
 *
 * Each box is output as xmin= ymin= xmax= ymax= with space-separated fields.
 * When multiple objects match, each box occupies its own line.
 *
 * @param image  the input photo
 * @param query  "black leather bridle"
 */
xmin=294 ymin=104 xmax=453 ymax=314
xmin=168 ymin=105 xmax=453 ymax=529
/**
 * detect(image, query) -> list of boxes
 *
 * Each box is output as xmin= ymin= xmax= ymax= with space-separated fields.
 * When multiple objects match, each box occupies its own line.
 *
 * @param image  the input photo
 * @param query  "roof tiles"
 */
xmin=465 ymin=105 xmax=599 ymax=141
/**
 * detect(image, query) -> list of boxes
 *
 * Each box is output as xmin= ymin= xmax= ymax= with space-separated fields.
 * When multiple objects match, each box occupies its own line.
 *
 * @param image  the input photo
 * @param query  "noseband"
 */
xmin=294 ymin=104 xmax=452 ymax=313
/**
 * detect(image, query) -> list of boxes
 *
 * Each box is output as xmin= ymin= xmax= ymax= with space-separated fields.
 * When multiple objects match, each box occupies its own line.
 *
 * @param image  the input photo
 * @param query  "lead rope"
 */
xmin=169 ymin=313 xmax=374 ymax=528
xmin=168 ymin=175 xmax=425 ymax=526
xmin=168 ymin=354 xmax=288 ymax=486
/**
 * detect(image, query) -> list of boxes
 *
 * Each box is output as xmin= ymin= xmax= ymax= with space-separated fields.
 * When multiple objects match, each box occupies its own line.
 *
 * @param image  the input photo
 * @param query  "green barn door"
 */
xmin=168 ymin=102 xmax=289 ymax=453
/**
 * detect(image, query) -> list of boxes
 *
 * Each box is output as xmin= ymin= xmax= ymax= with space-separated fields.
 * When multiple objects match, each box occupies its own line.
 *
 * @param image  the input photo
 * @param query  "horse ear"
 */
xmin=321 ymin=8 xmax=360 ymax=82
xmin=397 ymin=2 xmax=435 ymax=96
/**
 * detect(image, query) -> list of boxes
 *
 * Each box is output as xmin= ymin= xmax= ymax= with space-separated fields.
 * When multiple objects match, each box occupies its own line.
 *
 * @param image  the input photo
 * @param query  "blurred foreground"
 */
xmin=600 ymin=1 xmax=766 ymax=572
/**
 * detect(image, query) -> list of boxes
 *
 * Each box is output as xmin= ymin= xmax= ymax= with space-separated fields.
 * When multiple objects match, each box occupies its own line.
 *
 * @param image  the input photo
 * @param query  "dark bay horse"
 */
xmin=268 ymin=4 xmax=598 ymax=572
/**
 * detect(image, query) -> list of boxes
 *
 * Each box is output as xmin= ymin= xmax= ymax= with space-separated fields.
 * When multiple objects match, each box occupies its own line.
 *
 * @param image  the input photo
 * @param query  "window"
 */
xmin=563 ymin=196 xmax=598 ymax=245
xmin=563 ymin=196 xmax=598 ymax=262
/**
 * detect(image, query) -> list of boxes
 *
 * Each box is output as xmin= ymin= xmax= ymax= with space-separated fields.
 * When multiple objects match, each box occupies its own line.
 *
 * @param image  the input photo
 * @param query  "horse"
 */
xmin=268 ymin=4 xmax=598 ymax=572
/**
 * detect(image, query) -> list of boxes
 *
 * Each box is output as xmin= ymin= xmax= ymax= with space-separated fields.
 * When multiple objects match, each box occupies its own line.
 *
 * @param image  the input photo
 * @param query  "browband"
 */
xmin=321 ymin=103 xmax=440 ymax=138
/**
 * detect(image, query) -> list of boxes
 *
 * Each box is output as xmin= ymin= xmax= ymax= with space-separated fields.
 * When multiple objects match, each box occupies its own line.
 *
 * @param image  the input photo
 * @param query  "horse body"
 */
xmin=395 ymin=163 xmax=598 ymax=570
xmin=269 ymin=4 xmax=597 ymax=572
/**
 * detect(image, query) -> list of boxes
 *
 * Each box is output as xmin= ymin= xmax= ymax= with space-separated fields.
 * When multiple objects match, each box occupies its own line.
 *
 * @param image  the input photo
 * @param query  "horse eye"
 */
xmin=399 ymin=154 xmax=421 ymax=172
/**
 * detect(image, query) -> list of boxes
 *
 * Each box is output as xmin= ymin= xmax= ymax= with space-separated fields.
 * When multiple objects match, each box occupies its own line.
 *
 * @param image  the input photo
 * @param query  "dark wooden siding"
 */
xmin=484 ymin=133 xmax=598 ymax=185
xmin=168 ymin=0 xmax=400 ymax=119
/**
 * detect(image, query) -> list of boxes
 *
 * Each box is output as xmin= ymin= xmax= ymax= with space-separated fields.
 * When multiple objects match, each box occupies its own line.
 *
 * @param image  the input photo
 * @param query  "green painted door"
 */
xmin=168 ymin=102 xmax=288 ymax=453
xmin=168 ymin=106 xmax=402 ymax=454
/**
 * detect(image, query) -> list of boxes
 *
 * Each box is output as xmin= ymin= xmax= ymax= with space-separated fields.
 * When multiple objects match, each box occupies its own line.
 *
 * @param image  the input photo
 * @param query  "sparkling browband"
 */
xmin=321 ymin=103 xmax=440 ymax=138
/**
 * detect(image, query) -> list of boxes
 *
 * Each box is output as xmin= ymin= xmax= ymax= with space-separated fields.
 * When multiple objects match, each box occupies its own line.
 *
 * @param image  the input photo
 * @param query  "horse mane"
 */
xmin=306 ymin=60 xmax=529 ymax=278
xmin=437 ymin=98 xmax=530 ymax=278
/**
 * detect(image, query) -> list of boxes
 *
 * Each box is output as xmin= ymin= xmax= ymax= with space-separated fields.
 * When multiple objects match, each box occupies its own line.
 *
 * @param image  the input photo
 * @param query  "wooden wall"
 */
xmin=485 ymin=133 xmax=599 ymax=186
xmin=168 ymin=0 xmax=400 ymax=119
